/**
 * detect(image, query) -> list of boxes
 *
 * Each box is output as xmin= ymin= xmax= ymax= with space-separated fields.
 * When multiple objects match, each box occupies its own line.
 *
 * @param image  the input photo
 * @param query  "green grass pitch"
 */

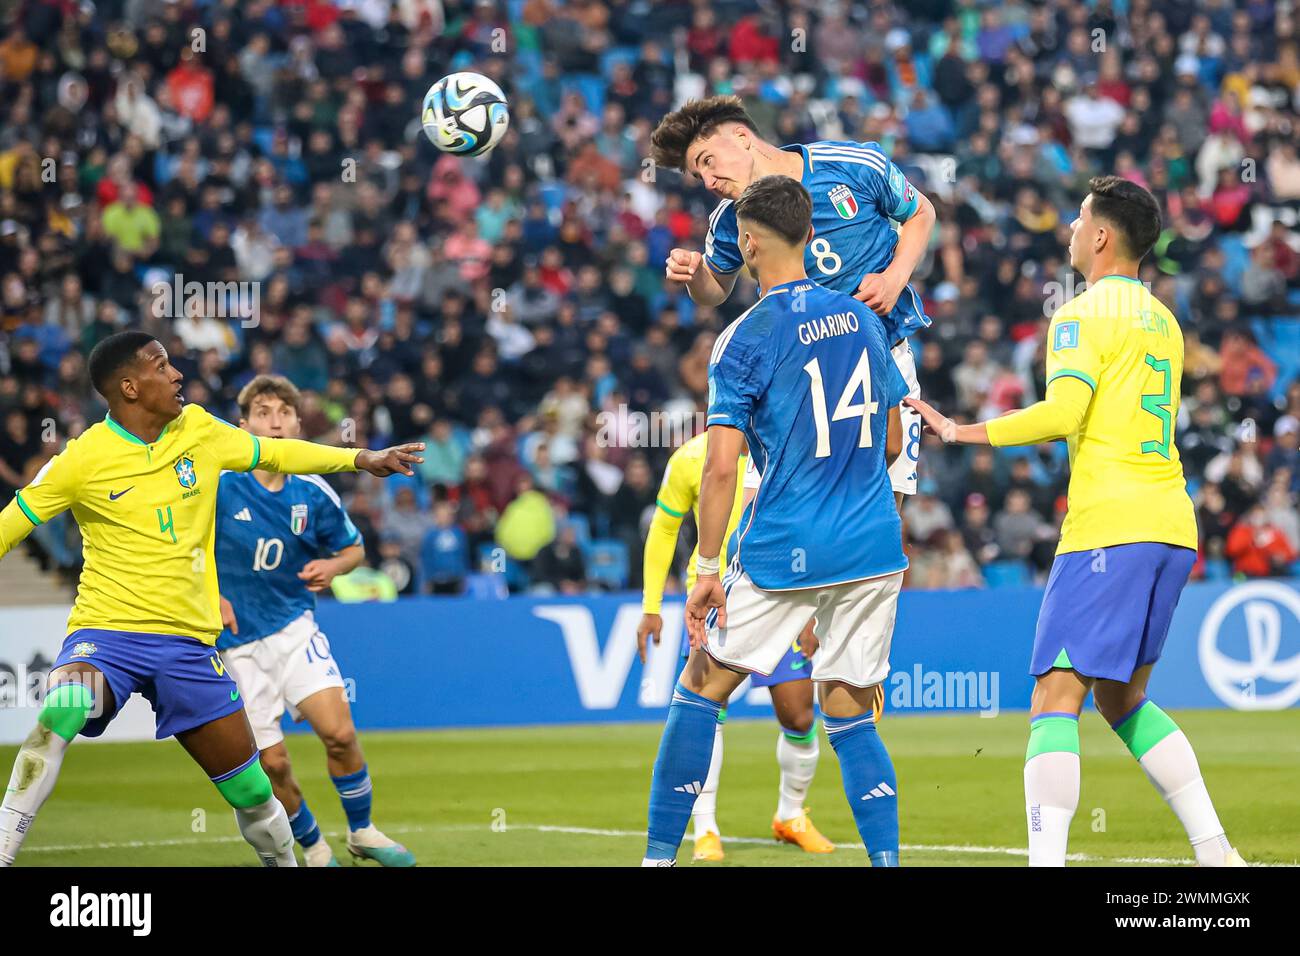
xmin=5 ymin=710 xmax=1297 ymax=866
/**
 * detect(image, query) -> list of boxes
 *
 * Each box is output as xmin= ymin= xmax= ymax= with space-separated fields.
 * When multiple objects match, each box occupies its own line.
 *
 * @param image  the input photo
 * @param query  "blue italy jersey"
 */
xmin=708 ymin=279 xmax=909 ymax=590
xmin=214 ymin=471 xmax=361 ymax=649
xmin=704 ymin=140 xmax=930 ymax=343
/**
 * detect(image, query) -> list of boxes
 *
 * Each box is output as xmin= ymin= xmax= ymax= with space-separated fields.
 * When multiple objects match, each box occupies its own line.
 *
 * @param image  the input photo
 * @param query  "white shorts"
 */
xmin=889 ymin=338 xmax=921 ymax=496
xmin=704 ymin=569 xmax=904 ymax=688
xmin=220 ymin=610 xmax=346 ymax=750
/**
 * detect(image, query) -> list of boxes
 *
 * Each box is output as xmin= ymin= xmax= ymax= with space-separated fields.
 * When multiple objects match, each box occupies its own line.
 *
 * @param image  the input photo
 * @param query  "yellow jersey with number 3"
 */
xmin=0 ymin=403 xmax=358 ymax=644
xmin=1043 ymin=274 xmax=1197 ymax=555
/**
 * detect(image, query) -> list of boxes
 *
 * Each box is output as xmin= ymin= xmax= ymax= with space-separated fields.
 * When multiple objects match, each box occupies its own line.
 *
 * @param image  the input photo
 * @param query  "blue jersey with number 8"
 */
xmin=707 ymin=280 xmax=909 ymax=590
xmin=704 ymin=141 xmax=930 ymax=343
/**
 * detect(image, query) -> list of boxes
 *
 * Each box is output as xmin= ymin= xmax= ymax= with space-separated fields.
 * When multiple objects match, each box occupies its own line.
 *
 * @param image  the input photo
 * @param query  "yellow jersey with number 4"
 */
xmin=1042 ymin=274 xmax=1197 ymax=555
xmin=0 ymin=403 xmax=358 ymax=644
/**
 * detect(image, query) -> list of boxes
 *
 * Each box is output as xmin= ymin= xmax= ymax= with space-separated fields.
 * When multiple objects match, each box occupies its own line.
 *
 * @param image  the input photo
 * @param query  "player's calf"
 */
xmin=1099 ymin=693 xmax=1237 ymax=866
xmin=212 ymin=754 xmax=298 ymax=867
xmin=0 ymin=681 xmax=96 ymax=866
xmin=821 ymin=680 xmax=898 ymax=866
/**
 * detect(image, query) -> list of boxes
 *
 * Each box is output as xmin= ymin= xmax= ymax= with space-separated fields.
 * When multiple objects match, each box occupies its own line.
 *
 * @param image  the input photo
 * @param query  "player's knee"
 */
xmin=319 ymin=723 xmax=358 ymax=762
xmin=258 ymin=747 xmax=293 ymax=785
xmin=37 ymin=682 xmax=96 ymax=743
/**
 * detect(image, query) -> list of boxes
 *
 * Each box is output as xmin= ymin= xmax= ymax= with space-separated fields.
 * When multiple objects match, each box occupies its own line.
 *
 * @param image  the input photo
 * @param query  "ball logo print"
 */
xmin=421 ymin=72 xmax=510 ymax=157
xmin=1197 ymin=581 xmax=1300 ymax=710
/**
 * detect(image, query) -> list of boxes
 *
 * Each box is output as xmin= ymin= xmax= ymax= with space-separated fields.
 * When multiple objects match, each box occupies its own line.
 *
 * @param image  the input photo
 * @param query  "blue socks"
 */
xmin=288 ymin=800 xmax=323 ymax=848
xmin=645 ymin=683 xmax=723 ymax=862
xmin=824 ymin=712 xmax=899 ymax=866
xmin=331 ymin=765 xmax=373 ymax=831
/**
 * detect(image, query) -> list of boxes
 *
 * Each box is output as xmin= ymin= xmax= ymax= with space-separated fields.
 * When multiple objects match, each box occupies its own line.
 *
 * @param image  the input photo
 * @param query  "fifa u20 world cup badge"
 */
xmin=828 ymin=184 xmax=858 ymax=220
xmin=291 ymin=504 xmax=309 ymax=536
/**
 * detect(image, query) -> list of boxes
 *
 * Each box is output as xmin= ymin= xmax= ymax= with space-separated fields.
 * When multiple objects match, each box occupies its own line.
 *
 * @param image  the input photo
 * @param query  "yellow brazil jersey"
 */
xmin=0 ymin=404 xmax=358 ymax=644
xmin=654 ymin=432 xmax=748 ymax=593
xmin=1043 ymin=275 xmax=1197 ymax=555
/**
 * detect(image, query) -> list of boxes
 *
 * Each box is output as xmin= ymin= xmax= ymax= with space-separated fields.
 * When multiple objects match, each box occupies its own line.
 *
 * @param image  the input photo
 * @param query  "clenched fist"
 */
xmin=665 ymin=248 xmax=703 ymax=284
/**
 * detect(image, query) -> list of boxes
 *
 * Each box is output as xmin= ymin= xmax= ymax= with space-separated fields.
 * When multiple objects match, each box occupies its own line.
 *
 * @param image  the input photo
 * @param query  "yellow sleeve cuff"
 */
xmin=0 ymin=497 xmax=38 ymax=560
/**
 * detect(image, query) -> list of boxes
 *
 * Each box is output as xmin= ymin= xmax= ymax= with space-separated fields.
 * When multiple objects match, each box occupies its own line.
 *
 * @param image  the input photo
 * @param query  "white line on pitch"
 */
xmin=23 ymin=822 xmax=1291 ymax=866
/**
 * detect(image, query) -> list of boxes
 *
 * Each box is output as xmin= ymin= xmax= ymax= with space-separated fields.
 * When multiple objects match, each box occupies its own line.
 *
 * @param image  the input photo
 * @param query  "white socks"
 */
xmin=0 ymin=722 xmax=72 ymax=867
xmin=776 ymin=728 xmax=820 ymax=822
xmin=235 ymin=797 xmax=299 ymax=867
xmin=691 ymin=723 xmax=723 ymax=839
xmin=1024 ymin=750 xmax=1079 ymax=867
xmin=1135 ymin=729 xmax=1231 ymax=866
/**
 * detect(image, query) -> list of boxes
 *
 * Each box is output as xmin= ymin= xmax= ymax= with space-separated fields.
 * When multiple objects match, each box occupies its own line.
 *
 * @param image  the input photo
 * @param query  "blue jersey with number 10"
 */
xmin=708 ymin=279 xmax=908 ymax=590
xmin=214 ymin=471 xmax=360 ymax=649
xmin=705 ymin=141 xmax=930 ymax=344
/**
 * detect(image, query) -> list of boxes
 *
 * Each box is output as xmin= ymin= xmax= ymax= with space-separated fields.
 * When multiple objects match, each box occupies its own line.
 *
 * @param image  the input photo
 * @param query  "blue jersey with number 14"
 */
xmin=705 ymin=141 xmax=930 ymax=344
xmin=214 ymin=471 xmax=360 ymax=649
xmin=708 ymin=279 xmax=909 ymax=590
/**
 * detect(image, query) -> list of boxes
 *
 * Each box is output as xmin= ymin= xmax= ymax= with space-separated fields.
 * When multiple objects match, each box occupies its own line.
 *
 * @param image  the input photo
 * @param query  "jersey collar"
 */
xmin=779 ymin=144 xmax=812 ymax=186
xmin=104 ymin=413 xmax=170 ymax=446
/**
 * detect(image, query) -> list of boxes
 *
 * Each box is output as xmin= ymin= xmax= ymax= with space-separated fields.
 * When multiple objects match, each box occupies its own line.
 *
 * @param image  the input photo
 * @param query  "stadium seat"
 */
xmin=982 ymin=560 xmax=1030 ymax=588
xmin=561 ymin=74 xmax=605 ymax=116
xmin=562 ymin=514 xmax=592 ymax=547
xmin=464 ymin=573 xmax=509 ymax=600
xmin=585 ymin=539 xmax=629 ymax=591
xmin=600 ymin=47 xmax=640 ymax=81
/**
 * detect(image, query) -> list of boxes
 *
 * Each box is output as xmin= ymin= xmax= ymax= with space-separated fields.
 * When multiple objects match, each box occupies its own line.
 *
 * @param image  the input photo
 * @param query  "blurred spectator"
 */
xmin=421 ymin=500 xmax=469 ymax=595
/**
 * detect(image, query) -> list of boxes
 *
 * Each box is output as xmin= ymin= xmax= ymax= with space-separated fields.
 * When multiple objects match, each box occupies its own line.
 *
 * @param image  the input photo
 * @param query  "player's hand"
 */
xmin=299 ymin=559 xmax=340 ymax=593
xmin=665 ymin=248 xmax=703 ymax=284
xmin=855 ymin=272 xmax=902 ymax=316
xmin=356 ymin=443 xmax=425 ymax=477
xmin=220 ymin=596 xmax=238 ymax=636
xmin=798 ymin=619 xmax=819 ymax=660
xmin=684 ymin=577 xmax=726 ymax=650
xmin=636 ymin=613 xmax=663 ymax=664
xmin=904 ymin=397 xmax=957 ymax=443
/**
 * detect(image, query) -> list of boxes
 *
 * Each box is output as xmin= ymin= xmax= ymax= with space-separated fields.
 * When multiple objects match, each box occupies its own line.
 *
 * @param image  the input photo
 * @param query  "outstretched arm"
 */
xmin=255 ymin=437 xmax=425 ymax=478
xmin=904 ymin=374 xmax=1093 ymax=447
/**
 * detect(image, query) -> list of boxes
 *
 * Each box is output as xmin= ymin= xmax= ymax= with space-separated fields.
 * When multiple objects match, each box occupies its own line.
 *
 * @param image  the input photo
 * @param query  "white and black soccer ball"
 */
xmin=421 ymin=71 xmax=510 ymax=157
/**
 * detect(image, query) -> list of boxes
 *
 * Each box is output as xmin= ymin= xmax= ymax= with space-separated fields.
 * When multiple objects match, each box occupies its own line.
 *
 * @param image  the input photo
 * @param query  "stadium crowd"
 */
xmin=1 ymin=0 xmax=1299 ymax=598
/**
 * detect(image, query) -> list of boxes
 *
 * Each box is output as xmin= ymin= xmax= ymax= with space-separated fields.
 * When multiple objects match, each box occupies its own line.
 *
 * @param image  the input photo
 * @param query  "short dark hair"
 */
xmin=734 ymin=175 xmax=813 ymax=246
xmin=1088 ymin=175 xmax=1162 ymax=260
xmin=649 ymin=95 xmax=757 ymax=171
xmin=88 ymin=330 xmax=159 ymax=400
xmin=238 ymin=374 xmax=301 ymax=417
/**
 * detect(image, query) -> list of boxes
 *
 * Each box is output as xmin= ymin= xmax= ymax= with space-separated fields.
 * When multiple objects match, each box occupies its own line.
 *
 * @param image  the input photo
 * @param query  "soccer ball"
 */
xmin=421 ymin=72 xmax=510 ymax=157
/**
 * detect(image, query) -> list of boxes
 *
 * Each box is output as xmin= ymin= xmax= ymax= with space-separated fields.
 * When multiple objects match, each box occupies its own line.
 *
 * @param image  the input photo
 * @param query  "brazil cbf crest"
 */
xmin=174 ymin=455 xmax=197 ymax=489
xmin=290 ymin=503 xmax=309 ymax=536
xmin=71 ymin=641 xmax=96 ymax=658
xmin=828 ymin=184 xmax=858 ymax=220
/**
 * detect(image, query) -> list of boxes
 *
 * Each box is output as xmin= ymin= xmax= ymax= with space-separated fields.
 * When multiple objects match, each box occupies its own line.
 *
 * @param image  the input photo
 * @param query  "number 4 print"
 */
xmin=803 ymin=348 xmax=878 ymax=458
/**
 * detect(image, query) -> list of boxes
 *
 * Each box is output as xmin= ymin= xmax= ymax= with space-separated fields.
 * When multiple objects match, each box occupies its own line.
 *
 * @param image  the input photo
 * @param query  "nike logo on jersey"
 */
xmin=233 ymin=508 xmax=252 ymax=521
xmin=108 ymin=487 xmax=134 ymax=501
xmin=230 ymin=689 xmax=240 ymax=701
xmin=860 ymin=782 xmax=896 ymax=800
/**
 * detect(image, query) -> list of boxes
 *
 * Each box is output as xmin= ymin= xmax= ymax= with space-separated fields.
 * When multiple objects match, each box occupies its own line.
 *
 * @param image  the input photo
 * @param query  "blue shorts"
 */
xmin=681 ymin=632 xmax=811 ymax=687
xmin=1032 ymin=543 xmax=1196 ymax=683
xmin=52 ymin=629 xmax=245 ymax=740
